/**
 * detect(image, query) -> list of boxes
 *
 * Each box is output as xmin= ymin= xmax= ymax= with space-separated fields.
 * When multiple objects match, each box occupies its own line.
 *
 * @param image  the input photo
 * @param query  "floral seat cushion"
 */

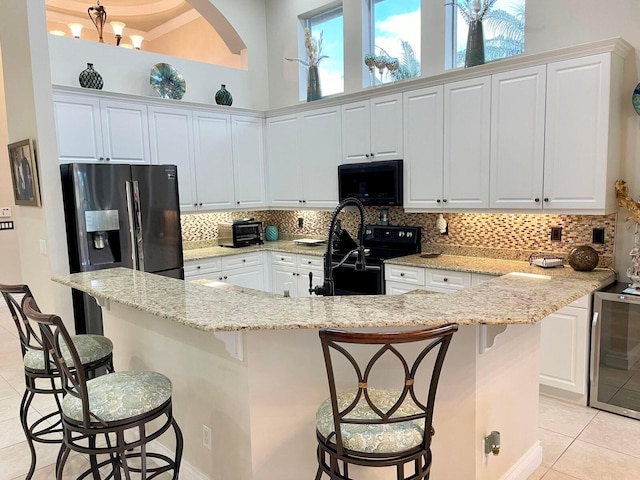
xmin=62 ymin=371 xmax=172 ymax=423
xmin=23 ymin=334 xmax=113 ymax=371
xmin=316 ymin=388 xmax=426 ymax=454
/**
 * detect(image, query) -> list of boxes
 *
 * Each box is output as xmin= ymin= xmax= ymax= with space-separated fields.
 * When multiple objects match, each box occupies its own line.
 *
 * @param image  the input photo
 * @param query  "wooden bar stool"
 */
xmin=0 ymin=283 xmax=114 ymax=480
xmin=22 ymin=294 xmax=183 ymax=480
xmin=315 ymin=324 xmax=458 ymax=480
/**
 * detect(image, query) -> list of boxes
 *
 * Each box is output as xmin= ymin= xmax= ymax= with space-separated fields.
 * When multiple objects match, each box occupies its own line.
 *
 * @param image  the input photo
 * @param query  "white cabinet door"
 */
xmin=385 ymin=281 xmax=420 ymax=295
xmin=443 ymin=76 xmax=491 ymax=208
xmin=540 ymin=304 xmax=589 ymax=394
xmin=193 ymin=112 xmax=235 ymax=210
xmin=544 ymin=54 xmax=613 ymax=211
xmin=299 ymin=107 xmax=341 ymax=208
xmin=232 ymin=116 xmax=266 ymax=209
xmin=370 ymin=93 xmax=403 ymax=162
xmin=490 ymin=66 xmax=546 ymax=209
xmin=53 ymin=94 xmax=103 ymax=163
xmin=272 ymin=264 xmax=299 ymax=297
xmin=266 ymin=115 xmax=302 ymax=207
xmin=403 ymin=86 xmax=444 ymax=209
xmin=341 ymin=100 xmax=371 ymax=163
xmin=148 ymin=106 xmax=196 ymax=212
xmin=100 ymin=99 xmax=150 ymax=164
xmin=224 ymin=264 xmax=266 ymax=291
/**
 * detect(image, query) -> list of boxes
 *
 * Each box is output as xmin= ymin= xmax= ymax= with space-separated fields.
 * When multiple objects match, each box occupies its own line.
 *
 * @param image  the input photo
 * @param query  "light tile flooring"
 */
xmin=2 ymin=305 xmax=640 ymax=479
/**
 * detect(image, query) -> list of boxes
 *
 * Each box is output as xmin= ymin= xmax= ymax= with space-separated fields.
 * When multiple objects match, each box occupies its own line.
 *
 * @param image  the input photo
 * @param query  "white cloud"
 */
xmin=319 ymin=68 xmax=344 ymax=97
xmin=374 ymin=11 xmax=421 ymax=61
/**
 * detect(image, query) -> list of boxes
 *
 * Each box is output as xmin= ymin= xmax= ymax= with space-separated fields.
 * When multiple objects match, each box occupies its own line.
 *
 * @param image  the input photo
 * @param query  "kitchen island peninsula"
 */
xmin=53 ymin=266 xmax=614 ymax=480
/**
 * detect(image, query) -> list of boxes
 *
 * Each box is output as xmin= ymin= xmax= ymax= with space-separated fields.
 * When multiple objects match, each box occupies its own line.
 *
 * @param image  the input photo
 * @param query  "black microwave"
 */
xmin=338 ymin=159 xmax=403 ymax=206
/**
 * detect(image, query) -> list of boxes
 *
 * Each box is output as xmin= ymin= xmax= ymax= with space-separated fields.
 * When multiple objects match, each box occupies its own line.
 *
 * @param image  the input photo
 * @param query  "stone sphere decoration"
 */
xmin=567 ymin=245 xmax=599 ymax=271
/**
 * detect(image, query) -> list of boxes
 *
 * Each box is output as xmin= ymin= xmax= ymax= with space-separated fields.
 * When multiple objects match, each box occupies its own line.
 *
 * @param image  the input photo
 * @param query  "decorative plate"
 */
xmin=150 ymin=63 xmax=186 ymax=100
xmin=633 ymin=82 xmax=640 ymax=116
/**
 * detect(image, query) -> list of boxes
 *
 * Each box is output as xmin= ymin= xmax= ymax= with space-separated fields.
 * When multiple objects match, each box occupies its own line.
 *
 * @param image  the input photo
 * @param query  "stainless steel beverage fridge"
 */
xmin=591 ymin=282 xmax=640 ymax=420
xmin=61 ymin=163 xmax=184 ymax=335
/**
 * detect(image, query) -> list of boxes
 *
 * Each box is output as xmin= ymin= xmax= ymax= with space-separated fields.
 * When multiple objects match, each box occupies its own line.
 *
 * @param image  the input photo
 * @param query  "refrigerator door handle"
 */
xmin=125 ymin=181 xmax=139 ymax=270
xmin=132 ymin=180 xmax=146 ymax=271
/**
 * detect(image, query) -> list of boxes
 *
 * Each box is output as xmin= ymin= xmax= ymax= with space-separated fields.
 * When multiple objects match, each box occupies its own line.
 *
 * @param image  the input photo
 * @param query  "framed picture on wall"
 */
xmin=8 ymin=139 xmax=41 ymax=207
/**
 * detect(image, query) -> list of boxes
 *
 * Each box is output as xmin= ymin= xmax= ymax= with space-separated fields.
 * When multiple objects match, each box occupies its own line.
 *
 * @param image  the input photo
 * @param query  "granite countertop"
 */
xmin=183 ymin=240 xmax=326 ymax=261
xmin=52 ymin=266 xmax=615 ymax=333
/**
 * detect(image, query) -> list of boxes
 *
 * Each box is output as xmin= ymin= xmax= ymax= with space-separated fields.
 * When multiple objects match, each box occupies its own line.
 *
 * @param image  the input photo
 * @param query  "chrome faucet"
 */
xmin=310 ymin=197 xmax=367 ymax=296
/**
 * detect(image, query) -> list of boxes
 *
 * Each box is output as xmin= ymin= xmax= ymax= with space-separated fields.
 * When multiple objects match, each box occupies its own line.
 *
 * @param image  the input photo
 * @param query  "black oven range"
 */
xmin=331 ymin=225 xmax=421 ymax=296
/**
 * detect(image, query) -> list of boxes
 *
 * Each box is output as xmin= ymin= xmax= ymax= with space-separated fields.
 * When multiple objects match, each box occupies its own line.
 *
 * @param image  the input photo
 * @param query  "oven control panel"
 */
xmin=363 ymin=225 xmax=421 ymax=245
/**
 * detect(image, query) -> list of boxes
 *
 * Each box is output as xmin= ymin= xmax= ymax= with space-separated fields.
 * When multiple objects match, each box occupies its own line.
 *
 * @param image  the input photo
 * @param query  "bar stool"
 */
xmin=315 ymin=324 xmax=458 ymax=480
xmin=23 ymin=294 xmax=183 ymax=480
xmin=0 ymin=283 xmax=114 ymax=480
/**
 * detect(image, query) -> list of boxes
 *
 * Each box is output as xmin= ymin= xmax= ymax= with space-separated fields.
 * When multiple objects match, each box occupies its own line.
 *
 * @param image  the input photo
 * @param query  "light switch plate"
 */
xmin=0 ymin=207 xmax=11 ymax=217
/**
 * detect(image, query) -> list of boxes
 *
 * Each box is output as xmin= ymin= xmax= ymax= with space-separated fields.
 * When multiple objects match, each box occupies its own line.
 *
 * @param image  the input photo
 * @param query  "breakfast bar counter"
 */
xmin=52 ymin=267 xmax=614 ymax=480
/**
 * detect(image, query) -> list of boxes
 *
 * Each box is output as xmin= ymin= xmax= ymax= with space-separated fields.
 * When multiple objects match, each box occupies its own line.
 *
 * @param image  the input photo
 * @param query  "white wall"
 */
xmin=0 ymin=44 xmax=22 ymax=284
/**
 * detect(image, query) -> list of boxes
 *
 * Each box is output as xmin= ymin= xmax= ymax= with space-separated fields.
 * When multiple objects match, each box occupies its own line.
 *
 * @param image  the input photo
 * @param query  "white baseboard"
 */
xmin=149 ymin=439 xmax=210 ymax=480
xmin=501 ymin=441 xmax=543 ymax=480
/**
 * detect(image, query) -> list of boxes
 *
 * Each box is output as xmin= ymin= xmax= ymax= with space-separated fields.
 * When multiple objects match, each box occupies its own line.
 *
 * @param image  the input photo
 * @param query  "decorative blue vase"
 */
xmin=265 ymin=225 xmax=279 ymax=241
xmin=78 ymin=63 xmax=104 ymax=90
xmin=215 ymin=84 xmax=233 ymax=106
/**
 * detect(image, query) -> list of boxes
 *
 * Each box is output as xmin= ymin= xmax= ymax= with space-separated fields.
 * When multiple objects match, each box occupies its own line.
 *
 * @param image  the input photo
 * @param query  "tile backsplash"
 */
xmin=181 ymin=208 xmax=616 ymax=266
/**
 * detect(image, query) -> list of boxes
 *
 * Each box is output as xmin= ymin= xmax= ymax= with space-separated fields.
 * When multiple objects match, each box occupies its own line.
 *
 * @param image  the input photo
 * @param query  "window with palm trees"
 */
xmin=448 ymin=0 xmax=525 ymax=69
xmin=365 ymin=0 xmax=421 ymax=85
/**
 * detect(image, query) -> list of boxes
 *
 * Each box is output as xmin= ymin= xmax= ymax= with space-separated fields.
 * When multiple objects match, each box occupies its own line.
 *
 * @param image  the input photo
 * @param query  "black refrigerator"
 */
xmin=61 ymin=163 xmax=184 ymax=334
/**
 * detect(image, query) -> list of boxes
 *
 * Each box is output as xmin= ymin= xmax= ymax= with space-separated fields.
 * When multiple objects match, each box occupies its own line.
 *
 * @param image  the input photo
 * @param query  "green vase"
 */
xmin=307 ymin=65 xmax=322 ymax=102
xmin=465 ymin=20 xmax=485 ymax=68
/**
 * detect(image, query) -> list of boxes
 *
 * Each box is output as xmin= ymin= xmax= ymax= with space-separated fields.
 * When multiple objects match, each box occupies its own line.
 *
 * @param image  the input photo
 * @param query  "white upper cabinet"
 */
xmin=54 ymin=94 xmax=150 ymax=164
xmin=299 ymin=107 xmax=341 ymax=208
xmin=267 ymin=107 xmax=341 ymax=208
xmin=490 ymin=66 xmax=546 ymax=209
xmin=543 ymin=53 xmax=620 ymax=212
xmin=443 ymin=76 xmax=491 ymax=209
xmin=193 ymin=111 xmax=235 ymax=210
xmin=147 ymin=106 xmax=196 ymax=212
xmin=403 ymin=86 xmax=444 ymax=210
xmin=232 ymin=116 xmax=266 ymax=209
xmin=342 ymin=93 xmax=403 ymax=163
xmin=100 ymin=99 xmax=150 ymax=164
xmin=54 ymin=94 xmax=103 ymax=163
xmin=266 ymin=114 xmax=302 ymax=207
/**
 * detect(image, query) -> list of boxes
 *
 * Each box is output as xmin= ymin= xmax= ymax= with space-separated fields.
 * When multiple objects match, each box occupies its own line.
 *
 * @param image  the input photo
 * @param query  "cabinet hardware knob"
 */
xmin=365 ymin=153 xmax=370 ymax=158
xmin=436 ymin=199 xmax=441 ymax=203
xmin=443 ymin=199 xmax=448 ymax=203
xmin=237 ymin=201 xmax=240 ymax=205
xmin=292 ymin=272 xmax=296 ymax=276
xmin=302 ymin=200 xmax=306 ymax=203
xmin=224 ymin=276 xmax=228 ymax=280
xmin=534 ymin=198 xmax=540 ymax=202
xmin=308 ymin=261 xmax=312 ymax=264
xmin=400 ymin=273 xmax=405 ymax=277
xmin=242 ymin=259 xmax=246 ymax=262
xmin=299 ymin=200 xmax=303 ymax=203
xmin=199 ymin=203 xmax=203 ymax=206
xmin=193 ymin=203 xmax=197 ymax=207
xmin=443 ymin=278 xmax=448 ymax=282
xmin=370 ymin=153 xmax=374 ymax=157
xmin=197 ymin=266 xmax=201 ymax=269
xmin=219 ymin=276 xmax=223 ymax=280
xmin=99 ymin=157 xmax=104 ymax=161
xmin=281 ymin=257 xmax=284 ymax=261
xmin=543 ymin=198 xmax=549 ymax=202
xmin=106 ymin=157 xmax=110 ymax=162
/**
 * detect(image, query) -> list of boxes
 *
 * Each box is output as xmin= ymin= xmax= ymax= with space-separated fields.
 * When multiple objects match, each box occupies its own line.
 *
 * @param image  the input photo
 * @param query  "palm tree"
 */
xmin=455 ymin=0 xmax=525 ymax=67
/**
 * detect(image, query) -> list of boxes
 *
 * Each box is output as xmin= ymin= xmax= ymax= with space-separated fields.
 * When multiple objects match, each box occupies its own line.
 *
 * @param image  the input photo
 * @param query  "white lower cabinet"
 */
xmin=185 ymin=253 xmax=266 ymax=291
xmin=539 ymin=294 xmax=591 ymax=396
xmin=271 ymin=253 xmax=323 ymax=298
xmin=385 ymin=265 xmax=470 ymax=294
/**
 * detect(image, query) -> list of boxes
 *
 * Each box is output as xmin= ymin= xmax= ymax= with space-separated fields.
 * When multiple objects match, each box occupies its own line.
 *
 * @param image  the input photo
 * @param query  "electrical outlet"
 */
xmin=592 ymin=227 xmax=605 ymax=244
xmin=298 ymin=217 xmax=304 ymax=229
xmin=550 ymin=227 xmax=562 ymax=242
xmin=39 ymin=239 xmax=48 ymax=255
xmin=202 ymin=425 xmax=212 ymax=450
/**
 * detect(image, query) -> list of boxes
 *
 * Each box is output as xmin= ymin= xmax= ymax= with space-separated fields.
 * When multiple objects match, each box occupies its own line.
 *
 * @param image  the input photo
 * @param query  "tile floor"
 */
xmin=1 ymin=304 xmax=640 ymax=479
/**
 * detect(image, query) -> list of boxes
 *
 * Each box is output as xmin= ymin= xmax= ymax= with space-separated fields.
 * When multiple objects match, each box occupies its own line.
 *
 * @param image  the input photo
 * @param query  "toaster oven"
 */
xmin=218 ymin=220 xmax=263 ymax=247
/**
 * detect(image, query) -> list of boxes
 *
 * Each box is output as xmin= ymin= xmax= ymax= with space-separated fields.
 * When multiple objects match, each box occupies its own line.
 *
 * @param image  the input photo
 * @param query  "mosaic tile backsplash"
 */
xmin=181 ymin=209 xmax=616 ymax=267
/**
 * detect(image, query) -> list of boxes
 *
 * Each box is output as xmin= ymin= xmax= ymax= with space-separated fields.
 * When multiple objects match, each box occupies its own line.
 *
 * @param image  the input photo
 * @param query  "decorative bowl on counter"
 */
xmin=567 ymin=245 xmax=599 ymax=271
